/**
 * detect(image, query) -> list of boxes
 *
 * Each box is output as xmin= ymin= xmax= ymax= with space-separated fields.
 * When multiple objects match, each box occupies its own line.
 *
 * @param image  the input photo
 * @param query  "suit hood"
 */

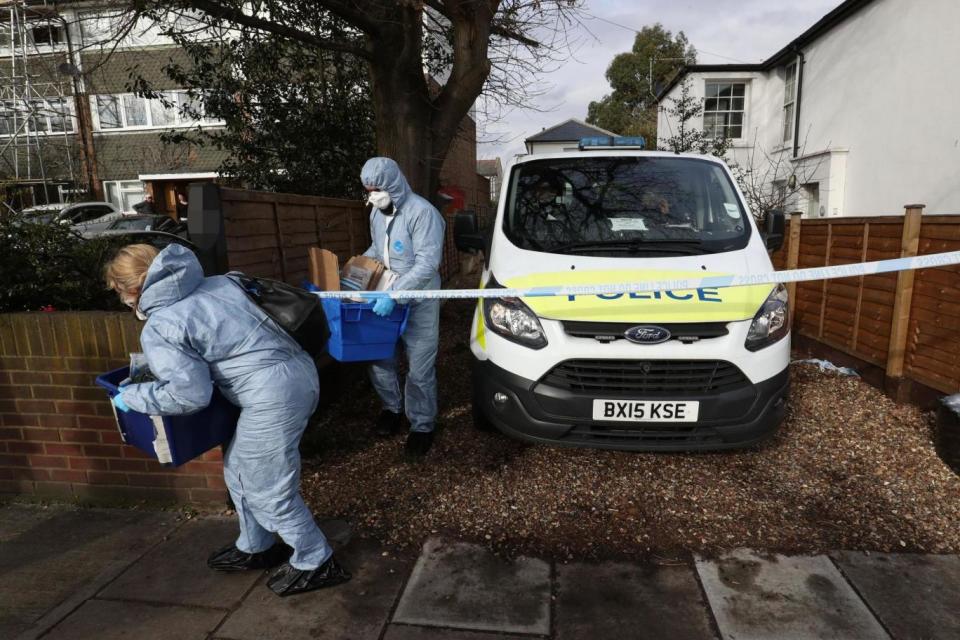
xmin=138 ymin=244 xmax=204 ymax=315
xmin=361 ymin=157 xmax=414 ymax=211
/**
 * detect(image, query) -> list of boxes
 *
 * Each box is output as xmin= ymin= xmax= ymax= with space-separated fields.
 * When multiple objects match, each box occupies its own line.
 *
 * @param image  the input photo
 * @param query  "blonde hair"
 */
xmin=104 ymin=244 xmax=160 ymax=295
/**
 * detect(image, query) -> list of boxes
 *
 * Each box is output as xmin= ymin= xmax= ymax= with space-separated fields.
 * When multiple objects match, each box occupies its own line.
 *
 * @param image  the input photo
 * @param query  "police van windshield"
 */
xmin=503 ymin=156 xmax=751 ymax=256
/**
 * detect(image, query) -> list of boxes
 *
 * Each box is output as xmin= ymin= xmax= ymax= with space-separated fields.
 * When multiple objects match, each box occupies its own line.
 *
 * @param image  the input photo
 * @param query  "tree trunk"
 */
xmin=366 ymin=8 xmax=435 ymax=197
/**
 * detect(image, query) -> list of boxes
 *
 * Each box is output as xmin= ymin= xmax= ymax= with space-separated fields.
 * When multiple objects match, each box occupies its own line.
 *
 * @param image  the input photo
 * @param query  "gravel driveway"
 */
xmin=301 ymin=301 xmax=960 ymax=559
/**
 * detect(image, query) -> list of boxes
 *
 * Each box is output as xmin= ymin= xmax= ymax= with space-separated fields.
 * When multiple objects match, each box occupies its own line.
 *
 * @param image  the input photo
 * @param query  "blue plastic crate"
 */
xmin=95 ymin=367 xmax=240 ymax=467
xmin=321 ymin=298 xmax=410 ymax=362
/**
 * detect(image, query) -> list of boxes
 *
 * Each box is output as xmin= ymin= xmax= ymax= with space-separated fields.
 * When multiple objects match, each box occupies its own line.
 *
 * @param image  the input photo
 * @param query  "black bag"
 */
xmin=227 ymin=273 xmax=329 ymax=356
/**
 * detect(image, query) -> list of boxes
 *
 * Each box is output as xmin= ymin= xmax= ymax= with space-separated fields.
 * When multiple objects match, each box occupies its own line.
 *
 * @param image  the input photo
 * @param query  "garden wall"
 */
xmin=0 ymin=312 xmax=225 ymax=503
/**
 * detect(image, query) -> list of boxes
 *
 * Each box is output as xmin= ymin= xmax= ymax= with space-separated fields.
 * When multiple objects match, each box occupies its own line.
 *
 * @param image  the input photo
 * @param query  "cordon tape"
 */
xmin=310 ymin=250 xmax=960 ymax=301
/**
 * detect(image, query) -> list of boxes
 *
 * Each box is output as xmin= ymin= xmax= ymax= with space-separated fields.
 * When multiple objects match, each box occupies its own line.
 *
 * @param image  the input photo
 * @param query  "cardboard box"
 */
xmin=308 ymin=248 xmax=340 ymax=291
xmin=340 ymin=255 xmax=384 ymax=292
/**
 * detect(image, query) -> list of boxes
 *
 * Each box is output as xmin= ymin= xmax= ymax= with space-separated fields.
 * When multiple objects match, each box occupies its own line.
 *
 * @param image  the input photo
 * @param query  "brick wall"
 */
xmin=0 ymin=313 xmax=226 ymax=503
xmin=439 ymin=115 xmax=481 ymax=211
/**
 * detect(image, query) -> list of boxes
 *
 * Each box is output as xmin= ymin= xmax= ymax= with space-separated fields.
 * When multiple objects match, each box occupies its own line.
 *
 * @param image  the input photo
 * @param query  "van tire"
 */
xmin=472 ymin=403 xmax=495 ymax=432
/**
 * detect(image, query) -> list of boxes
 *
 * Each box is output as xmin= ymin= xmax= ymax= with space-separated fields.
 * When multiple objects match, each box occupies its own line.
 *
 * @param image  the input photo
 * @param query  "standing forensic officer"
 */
xmin=360 ymin=157 xmax=445 ymax=458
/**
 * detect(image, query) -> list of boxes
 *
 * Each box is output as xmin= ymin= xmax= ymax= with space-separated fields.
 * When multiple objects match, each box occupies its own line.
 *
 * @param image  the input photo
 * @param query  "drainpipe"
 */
xmin=792 ymin=48 xmax=805 ymax=159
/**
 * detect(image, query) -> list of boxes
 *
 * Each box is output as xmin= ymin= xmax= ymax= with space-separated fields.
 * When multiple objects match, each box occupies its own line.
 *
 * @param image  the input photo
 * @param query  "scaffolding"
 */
xmin=0 ymin=0 xmax=78 ymax=206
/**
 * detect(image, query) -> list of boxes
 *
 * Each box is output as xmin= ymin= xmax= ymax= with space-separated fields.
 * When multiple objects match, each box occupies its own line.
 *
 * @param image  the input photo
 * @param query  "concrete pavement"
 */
xmin=2 ymin=502 xmax=958 ymax=640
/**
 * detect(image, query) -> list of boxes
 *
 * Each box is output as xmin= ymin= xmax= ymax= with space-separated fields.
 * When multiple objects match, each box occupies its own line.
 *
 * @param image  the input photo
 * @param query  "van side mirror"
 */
xmin=454 ymin=210 xmax=486 ymax=254
xmin=764 ymin=209 xmax=785 ymax=252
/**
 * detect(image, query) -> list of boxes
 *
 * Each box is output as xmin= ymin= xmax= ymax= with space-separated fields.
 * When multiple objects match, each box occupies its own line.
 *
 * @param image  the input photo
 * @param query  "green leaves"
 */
xmin=0 ymin=213 xmax=122 ymax=312
xmin=586 ymin=23 xmax=696 ymax=144
xmin=134 ymin=11 xmax=375 ymax=197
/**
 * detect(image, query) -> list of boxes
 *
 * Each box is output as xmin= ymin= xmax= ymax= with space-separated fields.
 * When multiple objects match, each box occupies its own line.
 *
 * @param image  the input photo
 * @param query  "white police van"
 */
xmin=454 ymin=137 xmax=790 ymax=451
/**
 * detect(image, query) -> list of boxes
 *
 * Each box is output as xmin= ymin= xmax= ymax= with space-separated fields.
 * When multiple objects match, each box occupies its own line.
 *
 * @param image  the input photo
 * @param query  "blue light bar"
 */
xmin=578 ymin=135 xmax=646 ymax=150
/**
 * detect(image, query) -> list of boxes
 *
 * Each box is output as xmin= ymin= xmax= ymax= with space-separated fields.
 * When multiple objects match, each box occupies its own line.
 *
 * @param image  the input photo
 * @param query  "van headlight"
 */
xmin=744 ymin=284 xmax=789 ymax=351
xmin=483 ymin=296 xmax=547 ymax=349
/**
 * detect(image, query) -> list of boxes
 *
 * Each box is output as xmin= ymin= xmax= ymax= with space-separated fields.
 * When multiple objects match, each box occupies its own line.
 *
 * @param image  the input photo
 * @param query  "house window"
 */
xmin=96 ymin=95 xmax=122 ymax=129
xmin=0 ymin=98 xmax=75 ymax=136
xmin=104 ymin=180 xmax=146 ymax=212
xmin=30 ymin=23 xmax=66 ymax=48
xmin=47 ymin=98 xmax=74 ymax=133
xmin=783 ymin=62 xmax=798 ymax=143
xmin=123 ymin=95 xmax=148 ymax=127
xmin=150 ymin=92 xmax=177 ymax=127
xmin=92 ymin=91 xmax=222 ymax=131
xmin=703 ymin=82 xmax=745 ymax=140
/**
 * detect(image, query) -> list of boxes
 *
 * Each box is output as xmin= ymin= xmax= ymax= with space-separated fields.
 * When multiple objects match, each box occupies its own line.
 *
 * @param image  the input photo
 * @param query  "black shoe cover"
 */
xmin=405 ymin=431 xmax=435 ymax=459
xmin=267 ymin=556 xmax=352 ymax=597
xmin=207 ymin=542 xmax=292 ymax=572
xmin=374 ymin=410 xmax=404 ymax=437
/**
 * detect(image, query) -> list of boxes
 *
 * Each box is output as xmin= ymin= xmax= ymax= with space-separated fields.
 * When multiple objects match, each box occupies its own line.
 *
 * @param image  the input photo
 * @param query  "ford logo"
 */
xmin=624 ymin=325 xmax=671 ymax=344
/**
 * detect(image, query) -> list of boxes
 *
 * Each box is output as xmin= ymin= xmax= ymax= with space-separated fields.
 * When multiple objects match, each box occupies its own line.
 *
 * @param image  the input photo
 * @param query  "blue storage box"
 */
xmin=320 ymin=298 xmax=410 ymax=362
xmin=95 ymin=367 xmax=240 ymax=467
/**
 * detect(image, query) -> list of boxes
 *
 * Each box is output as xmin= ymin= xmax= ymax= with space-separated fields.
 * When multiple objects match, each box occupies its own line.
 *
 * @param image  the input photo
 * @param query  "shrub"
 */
xmin=0 ymin=211 xmax=123 ymax=312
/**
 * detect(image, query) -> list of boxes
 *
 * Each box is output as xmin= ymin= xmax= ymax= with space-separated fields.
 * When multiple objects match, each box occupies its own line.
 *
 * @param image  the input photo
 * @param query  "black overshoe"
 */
xmin=267 ymin=556 xmax=352 ymax=597
xmin=374 ymin=410 xmax=404 ymax=437
xmin=404 ymin=431 xmax=435 ymax=459
xmin=207 ymin=542 xmax=291 ymax=572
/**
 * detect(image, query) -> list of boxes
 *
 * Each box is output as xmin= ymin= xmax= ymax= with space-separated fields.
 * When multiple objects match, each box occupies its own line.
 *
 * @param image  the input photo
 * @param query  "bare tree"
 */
xmin=657 ymin=78 xmax=730 ymax=157
xmin=114 ymin=0 xmax=587 ymax=197
xmin=728 ymin=127 xmax=827 ymax=221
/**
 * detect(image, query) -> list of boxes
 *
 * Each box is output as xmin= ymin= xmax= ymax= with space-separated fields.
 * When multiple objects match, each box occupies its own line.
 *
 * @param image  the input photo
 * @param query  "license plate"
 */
xmin=592 ymin=399 xmax=700 ymax=423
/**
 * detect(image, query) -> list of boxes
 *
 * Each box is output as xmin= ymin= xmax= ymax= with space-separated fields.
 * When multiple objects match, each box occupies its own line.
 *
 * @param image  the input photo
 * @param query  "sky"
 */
xmin=478 ymin=0 xmax=842 ymax=164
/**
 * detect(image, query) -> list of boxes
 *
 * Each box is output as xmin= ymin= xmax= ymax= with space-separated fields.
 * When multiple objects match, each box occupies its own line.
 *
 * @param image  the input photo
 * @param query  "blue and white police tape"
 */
xmin=310 ymin=249 xmax=960 ymax=301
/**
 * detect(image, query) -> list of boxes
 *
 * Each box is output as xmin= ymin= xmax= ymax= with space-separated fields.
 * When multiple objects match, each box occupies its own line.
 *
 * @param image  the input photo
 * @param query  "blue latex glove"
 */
xmin=112 ymin=393 xmax=131 ymax=413
xmin=372 ymin=296 xmax=396 ymax=317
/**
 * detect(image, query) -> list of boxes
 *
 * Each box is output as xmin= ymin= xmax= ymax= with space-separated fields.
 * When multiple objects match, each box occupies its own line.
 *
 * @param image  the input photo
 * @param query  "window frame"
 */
xmin=0 ymin=97 xmax=75 ymax=137
xmin=103 ymin=180 xmax=147 ymax=212
xmin=702 ymin=80 xmax=747 ymax=142
xmin=782 ymin=61 xmax=799 ymax=144
xmin=91 ymin=91 xmax=222 ymax=131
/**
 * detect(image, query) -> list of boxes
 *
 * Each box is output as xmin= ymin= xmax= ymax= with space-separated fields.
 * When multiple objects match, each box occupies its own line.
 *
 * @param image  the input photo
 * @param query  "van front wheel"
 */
xmin=471 ymin=402 xmax=495 ymax=432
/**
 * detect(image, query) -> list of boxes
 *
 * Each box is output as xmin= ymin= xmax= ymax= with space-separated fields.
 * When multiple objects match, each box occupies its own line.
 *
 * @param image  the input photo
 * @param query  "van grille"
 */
xmin=541 ymin=359 xmax=749 ymax=396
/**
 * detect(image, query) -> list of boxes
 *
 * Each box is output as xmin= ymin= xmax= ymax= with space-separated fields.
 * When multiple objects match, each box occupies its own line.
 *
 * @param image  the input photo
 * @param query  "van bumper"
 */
xmin=472 ymin=359 xmax=789 ymax=452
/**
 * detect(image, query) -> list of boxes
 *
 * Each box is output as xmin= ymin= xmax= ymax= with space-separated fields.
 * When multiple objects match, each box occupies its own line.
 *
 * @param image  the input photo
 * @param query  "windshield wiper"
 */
xmin=549 ymin=239 xmax=704 ymax=255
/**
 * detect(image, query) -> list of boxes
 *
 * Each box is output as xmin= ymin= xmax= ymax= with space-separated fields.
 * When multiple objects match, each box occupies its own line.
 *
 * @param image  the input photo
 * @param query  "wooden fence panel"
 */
xmin=779 ymin=209 xmax=959 ymax=397
xmin=215 ymin=186 xmax=463 ymax=287
xmin=903 ymin=221 xmax=960 ymax=392
xmin=219 ymin=188 xmax=368 ymax=284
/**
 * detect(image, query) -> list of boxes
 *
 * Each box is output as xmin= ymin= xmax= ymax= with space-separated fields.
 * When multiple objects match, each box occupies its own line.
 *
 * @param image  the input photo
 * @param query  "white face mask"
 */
xmin=367 ymin=190 xmax=392 ymax=211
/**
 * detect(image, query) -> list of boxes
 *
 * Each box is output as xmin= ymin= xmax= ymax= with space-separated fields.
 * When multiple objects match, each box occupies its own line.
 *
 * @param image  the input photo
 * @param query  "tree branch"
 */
xmin=315 ymin=0 xmax=381 ymax=35
xmin=184 ymin=0 xmax=371 ymax=58
xmin=423 ymin=0 xmax=541 ymax=48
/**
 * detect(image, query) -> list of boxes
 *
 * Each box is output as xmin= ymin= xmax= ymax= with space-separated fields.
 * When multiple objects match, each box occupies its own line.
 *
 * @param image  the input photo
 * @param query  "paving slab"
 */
xmin=696 ymin=550 xmax=890 ymax=640
xmin=43 ymin=598 xmax=225 ymax=640
xmin=99 ymin=517 xmax=261 ymax=609
xmin=215 ymin=539 xmax=410 ymax=640
xmin=0 ymin=503 xmax=58 ymax=541
xmin=556 ymin=560 xmax=717 ymax=639
xmin=832 ymin=552 xmax=960 ymax=640
xmin=392 ymin=538 xmax=551 ymax=636
xmin=0 ymin=504 xmax=178 ymax=640
xmin=383 ymin=625 xmax=534 ymax=640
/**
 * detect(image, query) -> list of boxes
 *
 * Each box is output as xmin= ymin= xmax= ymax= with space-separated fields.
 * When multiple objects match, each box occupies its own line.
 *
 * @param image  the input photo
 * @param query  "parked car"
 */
xmin=16 ymin=208 xmax=61 ymax=226
xmin=88 ymin=229 xmax=198 ymax=253
xmin=80 ymin=214 xmax=186 ymax=239
xmin=56 ymin=201 xmax=122 ymax=226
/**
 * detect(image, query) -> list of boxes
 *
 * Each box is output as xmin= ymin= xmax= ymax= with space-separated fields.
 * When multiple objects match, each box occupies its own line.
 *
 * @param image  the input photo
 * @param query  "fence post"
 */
xmin=786 ymin=211 xmax=803 ymax=328
xmin=186 ymin=182 xmax=228 ymax=275
xmin=885 ymin=203 xmax=925 ymax=400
